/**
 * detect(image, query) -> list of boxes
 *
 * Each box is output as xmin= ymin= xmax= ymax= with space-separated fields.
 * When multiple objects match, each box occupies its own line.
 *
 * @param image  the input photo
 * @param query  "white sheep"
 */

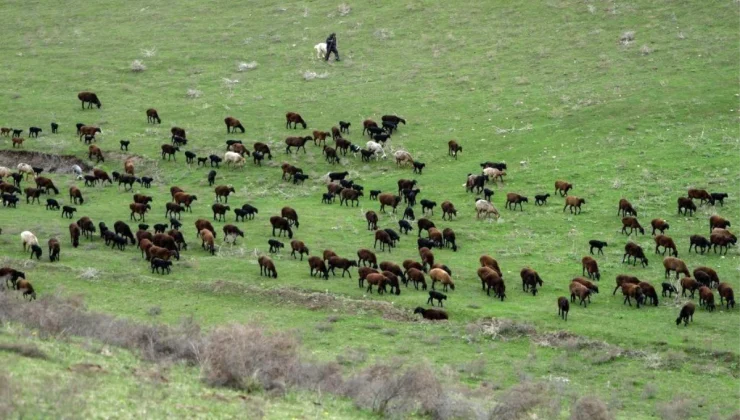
xmin=17 ymin=163 xmax=34 ymax=179
xmin=0 ymin=166 xmax=12 ymax=178
xmin=366 ymin=141 xmax=386 ymax=160
xmin=483 ymin=167 xmax=506 ymax=183
xmin=394 ymin=150 xmax=414 ymax=167
xmin=20 ymin=231 xmax=39 ymax=252
xmin=224 ymin=151 xmax=246 ymax=168
xmin=314 ymin=42 xmax=327 ymax=59
xmin=475 ymin=199 xmax=500 ymax=220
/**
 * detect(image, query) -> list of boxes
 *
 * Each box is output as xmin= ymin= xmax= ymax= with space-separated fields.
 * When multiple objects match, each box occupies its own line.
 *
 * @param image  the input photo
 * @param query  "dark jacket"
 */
xmin=326 ymin=34 xmax=337 ymax=48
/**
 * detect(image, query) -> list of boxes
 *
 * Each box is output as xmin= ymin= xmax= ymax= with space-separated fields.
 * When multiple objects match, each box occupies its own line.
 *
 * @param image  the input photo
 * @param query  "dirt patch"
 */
xmin=0 ymin=150 xmax=91 ymax=173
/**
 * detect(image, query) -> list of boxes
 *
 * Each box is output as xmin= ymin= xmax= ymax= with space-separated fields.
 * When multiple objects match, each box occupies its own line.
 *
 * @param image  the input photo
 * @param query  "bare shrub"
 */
xmin=0 ymin=342 xmax=48 ymax=359
xmin=237 ymin=61 xmax=258 ymax=72
xmin=130 ymin=59 xmax=146 ymax=72
xmin=620 ymin=31 xmax=635 ymax=45
xmin=337 ymin=3 xmax=351 ymax=16
xmin=302 ymin=70 xmax=329 ymax=81
xmin=657 ymin=396 xmax=693 ymax=420
xmin=640 ymin=45 xmax=652 ymax=55
xmin=571 ymin=395 xmax=612 ymax=420
xmin=336 ymin=347 xmax=367 ymax=366
xmin=489 ymin=381 xmax=547 ymax=419
xmin=141 ymin=47 xmax=157 ymax=57
xmin=458 ymin=357 xmax=487 ymax=378
xmin=78 ymin=267 xmax=100 ymax=280
xmin=186 ymin=88 xmax=202 ymax=99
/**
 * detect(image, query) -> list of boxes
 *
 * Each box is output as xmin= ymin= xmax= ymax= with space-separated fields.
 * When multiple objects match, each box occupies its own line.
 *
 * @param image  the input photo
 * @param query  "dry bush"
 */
xmin=130 ymin=59 xmax=146 ymax=72
xmin=657 ymin=396 xmax=694 ymax=420
xmin=0 ymin=342 xmax=48 ymax=359
xmin=141 ymin=47 xmax=157 ymax=57
xmin=620 ymin=31 xmax=635 ymax=45
xmin=186 ymin=88 xmax=202 ymax=99
xmin=489 ymin=381 xmax=547 ymax=419
xmin=458 ymin=357 xmax=487 ymax=378
xmin=337 ymin=3 xmax=351 ymax=16
xmin=570 ymin=395 xmax=612 ymax=420
xmin=336 ymin=347 xmax=367 ymax=366
xmin=237 ymin=61 xmax=258 ymax=72
xmin=302 ymin=70 xmax=329 ymax=81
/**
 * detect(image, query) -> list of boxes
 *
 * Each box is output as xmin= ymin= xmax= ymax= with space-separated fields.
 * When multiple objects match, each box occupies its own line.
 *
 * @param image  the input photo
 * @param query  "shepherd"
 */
xmin=325 ymin=33 xmax=340 ymax=61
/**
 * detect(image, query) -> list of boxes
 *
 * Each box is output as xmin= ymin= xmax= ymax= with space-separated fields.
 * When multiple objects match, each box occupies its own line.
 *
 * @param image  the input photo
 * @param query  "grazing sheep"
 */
xmin=413 ymin=307 xmax=448 ymax=320
xmin=78 ymin=91 xmax=101 ymax=109
xmin=447 ymin=140 xmax=462 ymax=158
xmin=650 ymin=219 xmax=670 ymax=235
xmin=20 ymin=231 xmax=39 ymax=253
xmin=430 ymin=267 xmax=454 ymax=292
xmin=199 ymin=229 xmax=216 ymax=255
xmin=570 ymin=282 xmax=591 ymax=307
xmin=77 ymin=217 xmax=96 ymax=239
xmin=48 ymin=238 xmax=60 ymax=262
xmin=621 ymin=217 xmax=645 ymax=236
xmin=475 ymin=199 xmax=500 ymax=219
xmin=374 ymin=230 xmax=394 ymax=252
xmin=710 ymin=192 xmax=728 ymax=206
xmin=394 ymin=150 xmax=414 ymax=167
xmin=479 ymin=255 xmax=502 ymax=276
xmin=710 ymin=229 xmax=736 ymax=255
xmin=654 ymin=234 xmax=678 ymax=257
xmin=146 ymin=108 xmax=161 ymax=124
xmin=339 ymin=121 xmax=351 ymax=133
xmin=378 ymin=193 xmax=402 ymax=214
xmin=709 ymin=215 xmax=731 ymax=233
xmin=676 ymin=302 xmax=695 ymax=326
xmin=35 ymin=177 xmax=59 ymax=195
xmin=581 ymin=256 xmax=601 ymax=281
xmin=572 ymin=277 xmax=599 ymax=296
xmin=398 ymin=219 xmax=412 ymax=235
xmin=618 ymin=198 xmax=637 ymax=217
xmin=663 ymin=257 xmax=690 ymax=279
xmin=403 ymin=206 xmax=415 ymax=221
xmin=253 ymin=142 xmax=272 ymax=160
xmin=680 ymin=277 xmax=701 ymax=298
xmin=427 ymin=290 xmax=447 ymax=307
xmin=45 ymin=198 xmax=60 ymax=210
xmin=151 ymin=258 xmax=173 ymax=274
xmin=505 ymin=193 xmax=528 ymax=211
xmin=290 ymin=240 xmax=310 ymax=260
xmin=589 ymin=240 xmax=607 ymax=255
xmin=677 ymin=197 xmax=696 ymax=216
xmin=698 ymin=286 xmax=715 ymax=311
xmin=24 ymin=188 xmax=44 ymax=204
xmin=441 ymin=201 xmax=457 ymax=220
xmin=308 ymin=256 xmax=329 ymax=280
xmin=29 ymin=244 xmax=42 ymax=260
xmin=223 ymin=151 xmax=245 ymax=168
xmin=269 ymin=216 xmax=293 ymax=239
xmin=268 ymin=239 xmax=284 ymax=253
xmin=520 ymin=267 xmax=543 ymax=295
xmin=258 ymin=255 xmax=278 ymax=277
xmin=224 ymin=116 xmax=245 ymax=133
xmin=285 ymin=112 xmax=307 ymax=129
xmin=622 ymin=283 xmax=645 ymax=308
xmin=214 ymin=185 xmax=236 ymax=203
xmin=173 ymin=192 xmax=197 ymax=212
xmin=16 ymin=279 xmax=36 ymax=300
xmin=357 ymin=249 xmax=378 ymax=268
xmin=406 ymin=268 xmax=427 ymax=290
xmin=563 ymin=196 xmax=586 ymax=214
xmin=689 ymin=235 xmax=711 ymax=254
xmin=69 ymin=187 xmax=84 ymax=205
xmin=554 ymin=180 xmax=573 ymax=196
xmin=365 ymin=141 xmax=386 ymax=160
xmin=661 ymin=282 xmax=678 ymax=297
xmin=693 ymin=267 xmax=719 ymax=289
xmin=688 ymin=188 xmax=713 ymax=205
xmin=534 ymin=193 xmax=550 ymax=206
xmin=381 ymin=115 xmax=406 ymax=126
xmin=129 ymin=203 xmax=151 ymax=222
xmin=365 ymin=211 xmax=378 ymax=230
xmin=482 ymin=167 xmax=506 ymax=183
xmin=718 ymin=282 xmax=735 ymax=309
xmin=328 ymin=256 xmax=358 ymax=278
xmin=212 ymin=203 xmax=230 ymax=222
xmin=364 ymin=272 xmax=388 ymax=294
xmin=442 ymin=228 xmax=457 ymax=252
xmin=339 ymin=189 xmax=362 ymax=207
xmin=639 ymin=282 xmax=659 ymax=306
xmin=623 ymin=242 xmax=649 ymax=267
xmin=557 ymin=297 xmax=569 ymax=321
xmin=238 ymin=204 xmax=258 ymax=220
xmin=280 ymin=207 xmax=299 ymax=228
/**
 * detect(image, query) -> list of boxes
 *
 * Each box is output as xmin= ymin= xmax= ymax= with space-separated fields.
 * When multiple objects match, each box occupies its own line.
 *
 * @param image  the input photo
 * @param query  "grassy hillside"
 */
xmin=0 ymin=0 xmax=738 ymax=418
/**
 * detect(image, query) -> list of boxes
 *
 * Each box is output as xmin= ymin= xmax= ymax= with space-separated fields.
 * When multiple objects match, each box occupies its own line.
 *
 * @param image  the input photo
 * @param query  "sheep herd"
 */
xmin=0 ymin=91 xmax=735 ymax=329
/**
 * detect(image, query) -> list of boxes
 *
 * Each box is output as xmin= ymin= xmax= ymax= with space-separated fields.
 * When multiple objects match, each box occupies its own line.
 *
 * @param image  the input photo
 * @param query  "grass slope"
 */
xmin=0 ymin=0 xmax=739 ymax=418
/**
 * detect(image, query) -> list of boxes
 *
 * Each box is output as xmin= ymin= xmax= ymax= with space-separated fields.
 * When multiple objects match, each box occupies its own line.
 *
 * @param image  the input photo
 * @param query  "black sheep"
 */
xmin=120 ymin=140 xmax=130 ymax=151
xmin=268 ymin=239 xmax=284 ymax=253
xmin=412 ymin=162 xmax=425 ymax=174
xmin=420 ymin=199 xmax=436 ymax=215
xmin=321 ymin=193 xmax=335 ymax=204
xmin=710 ymin=192 xmax=728 ymax=206
xmin=427 ymin=290 xmax=447 ymax=307
xmin=369 ymin=190 xmax=381 ymax=200
xmin=185 ymin=151 xmax=196 ymax=164
xmin=403 ymin=207 xmax=415 ymax=221
xmin=240 ymin=204 xmax=258 ymax=220
xmin=153 ymin=223 xmax=168 ymax=234
xmin=3 ymin=194 xmax=19 ymax=208
xmin=209 ymin=155 xmax=222 ymax=167
xmin=169 ymin=218 xmax=182 ymax=230
xmin=535 ymin=193 xmax=550 ymax=206
xmin=29 ymin=244 xmax=42 ymax=260
xmin=589 ymin=240 xmax=607 ymax=255
xmin=29 ymin=127 xmax=42 ymax=137
xmin=140 ymin=177 xmax=152 ymax=188
xmin=328 ymin=171 xmax=349 ymax=181
xmin=483 ymin=188 xmax=494 ymax=202
xmin=151 ymin=258 xmax=173 ymax=274
xmin=197 ymin=157 xmax=208 ymax=166
xmin=661 ymin=282 xmax=678 ymax=298
xmin=398 ymin=220 xmax=412 ymax=235
xmin=417 ymin=238 xmax=437 ymax=249
xmin=46 ymin=198 xmax=60 ymax=210
xmin=61 ymin=206 xmax=77 ymax=218
xmin=293 ymin=173 xmax=309 ymax=184
xmin=51 ymin=122 xmax=59 ymax=133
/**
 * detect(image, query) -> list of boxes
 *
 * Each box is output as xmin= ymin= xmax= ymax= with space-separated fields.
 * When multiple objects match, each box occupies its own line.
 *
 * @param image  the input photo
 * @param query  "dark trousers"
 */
xmin=325 ymin=46 xmax=339 ymax=61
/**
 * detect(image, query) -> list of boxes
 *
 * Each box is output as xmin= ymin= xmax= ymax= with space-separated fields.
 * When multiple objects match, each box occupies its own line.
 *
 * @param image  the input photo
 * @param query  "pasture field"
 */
xmin=0 ymin=0 xmax=739 ymax=418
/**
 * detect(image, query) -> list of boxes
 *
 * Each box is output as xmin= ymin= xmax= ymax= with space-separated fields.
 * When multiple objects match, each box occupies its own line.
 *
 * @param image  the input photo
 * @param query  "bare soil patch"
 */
xmin=0 ymin=150 xmax=91 ymax=173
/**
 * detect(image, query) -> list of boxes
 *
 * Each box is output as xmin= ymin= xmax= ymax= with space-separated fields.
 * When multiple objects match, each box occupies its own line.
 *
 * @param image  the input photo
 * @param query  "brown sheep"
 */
xmin=710 ymin=229 xmax=736 ymax=255
xmin=709 ymin=215 xmax=731 ymax=233
xmin=563 ymin=196 xmax=586 ymax=214
xmin=358 ymin=266 xmax=378 ymax=288
xmin=195 ymin=219 xmax=216 ymax=238
xmin=623 ymin=242 xmax=648 ymax=267
xmin=717 ymin=282 xmax=735 ymax=309
xmin=149 ymin=245 xmax=176 ymax=261
xmin=654 ymin=234 xmax=678 ymax=257
xmin=622 ymin=283 xmax=644 ymax=308
xmin=290 ymin=240 xmax=309 ymax=260
xmin=677 ymin=197 xmax=696 ymax=216
xmin=258 ymin=255 xmax=277 ymax=278
xmin=269 ymin=216 xmax=293 ymax=239
xmin=69 ymin=223 xmax=81 ymax=248
xmin=146 ymin=108 xmax=161 ymax=124
xmin=129 ymin=203 xmax=151 ymax=222
xmin=441 ymin=201 xmax=457 ymax=220
xmin=505 ymin=193 xmax=528 ymax=211
xmin=285 ymin=112 xmax=307 ymax=129
xmin=554 ymin=180 xmax=573 ymax=196
xmin=328 ymin=256 xmax=358 ymax=278
xmin=617 ymin=198 xmax=637 ymax=217
xmin=214 ymin=185 xmax=236 ymax=203
xmin=313 ymin=130 xmax=331 ymax=146
xmin=327 ymin=182 xmax=344 ymax=195
xmin=378 ymin=193 xmax=402 ymax=213
xmin=280 ymin=207 xmax=300 ymax=228
xmin=427 ymin=227 xmax=444 ymax=248
xmin=308 ymin=256 xmax=329 ymax=280
xmin=621 ymin=217 xmax=645 ymax=236
xmin=558 ymin=297 xmax=569 ymax=321
xmin=693 ymin=267 xmax=719 ymax=289
xmin=447 ymin=140 xmax=462 ymax=158
xmin=138 ymin=238 xmax=154 ymax=259
xmin=357 ymin=249 xmax=378 ymax=268
xmin=480 ymin=255 xmax=502 ymax=277
xmin=170 ymin=186 xmax=184 ymax=200
xmin=173 ymin=192 xmax=198 ymax=212
xmin=570 ymin=282 xmax=591 ymax=307
xmin=48 ymin=238 xmax=60 ymax=262
xmin=69 ymin=187 xmax=84 ymax=205
xmin=379 ymin=262 xmax=405 ymax=285
xmin=362 ymin=119 xmax=378 ymax=136
xmin=88 ymin=145 xmax=104 ymax=163
xmin=430 ymin=268 xmax=455 ymax=292
xmin=397 ymin=179 xmax=417 ymax=194
xmin=281 ymin=163 xmax=302 ymax=180
xmin=406 ymin=268 xmax=427 ymax=290
xmin=650 ymin=219 xmax=670 ymax=235
xmin=253 ymin=142 xmax=273 ymax=160
xmin=414 ymin=307 xmax=448 ymax=320
xmin=688 ymin=188 xmax=712 ymax=205
xmin=520 ymin=267 xmax=543 ymax=295
xmin=171 ymin=127 xmax=186 ymax=140
xmin=374 ymin=230 xmax=394 ymax=252
xmin=419 ymin=247 xmax=435 ymax=272
xmin=224 ymin=116 xmax=245 ymax=133
xmin=332 ymin=126 xmax=342 ymax=139
xmin=698 ymin=286 xmax=715 ymax=311
xmin=323 ymin=249 xmax=338 ymax=262
xmin=12 ymin=137 xmax=24 ymax=148
xmin=16 ymin=279 xmax=36 ymax=300
xmin=285 ymin=136 xmax=312 ymax=153
xmin=403 ymin=259 xmax=424 ymax=274
xmin=638 ymin=282 xmax=659 ymax=306
xmin=676 ymin=302 xmax=695 ymax=326
xmin=133 ymin=194 xmax=153 ymax=205
xmin=160 ymin=144 xmax=179 ymax=161
xmin=365 ymin=211 xmax=378 ymax=230
xmin=581 ymin=256 xmax=601 ymax=281
xmin=680 ymin=277 xmax=701 ymax=298
xmin=381 ymin=271 xmax=401 ymax=295
xmin=442 ymin=228 xmax=457 ymax=252
xmin=124 ymin=159 xmax=135 ymax=176
xmin=339 ymin=188 xmax=362 ymax=207
xmin=417 ymin=218 xmax=436 ymax=237
xmin=364 ymin=272 xmax=388 ymax=294
xmin=78 ymin=91 xmax=101 ymax=109
xmin=572 ymin=277 xmax=599 ymax=296
xmin=663 ymin=257 xmax=690 ymax=280
xmin=612 ymin=274 xmax=640 ymax=295
xmin=35 ymin=177 xmax=59 ymax=195
xmin=78 ymin=125 xmax=102 ymax=140
xmin=22 ymin=187 xmax=43 ymax=204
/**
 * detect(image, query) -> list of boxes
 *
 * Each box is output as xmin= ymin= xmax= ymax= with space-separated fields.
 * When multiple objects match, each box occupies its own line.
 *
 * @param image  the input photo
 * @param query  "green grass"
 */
xmin=1 ymin=0 xmax=739 ymax=418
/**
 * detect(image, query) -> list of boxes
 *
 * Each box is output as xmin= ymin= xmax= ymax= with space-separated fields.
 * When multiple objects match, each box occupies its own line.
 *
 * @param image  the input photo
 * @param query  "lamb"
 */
xmin=46 ymin=199 xmax=60 ymax=210
xmin=365 ymin=141 xmax=386 ymax=160
xmin=554 ymin=180 xmax=573 ymax=196
xmin=621 ymin=217 xmax=645 ymax=236
xmin=661 ymin=282 xmax=678 ymax=297
xmin=28 ymin=127 xmax=42 ymax=138
xmin=475 ymin=199 xmax=500 ymax=219
xmin=677 ymin=197 xmax=696 ymax=216
xmin=447 ymin=140 xmax=463 ymax=158
xmin=339 ymin=121 xmax=351 ymax=134
xmin=534 ymin=193 xmax=550 ymax=206
xmin=442 ymin=228 xmax=457 ymax=252
xmin=398 ymin=220 xmax=412 ymax=235
xmin=151 ymin=258 xmax=173 ymax=274
xmin=563 ymin=196 xmax=586 ymax=214
xmin=314 ymin=42 xmax=327 ymax=59
xmin=589 ymin=240 xmax=607 ymax=255
xmin=718 ymin=282 xmax=735 ymax=309
xmin=569 ymin=282 xmax=591 ymax=307
xmin=11 ymin=137 xmax=24 ymax=148
xmin=623 ymin=242 xmax=648 ymax=267
xmin=505 ymin=193 xmax=528 ymax=211
xmin=413 ymin=307 xmax=448 ymax=321
xmin=675 ymin=302 xmax=695 ymax=326
xmin=622 ymin=283 xmax=645 ymax=308
xmin=557 ymin=297 xmax=570 ymax=321
xmin=412 ymin=161 xmax=426 ymax=174
xmin=430 ymin=267 xmax=455 ymax=292
xmin=313 ymin=130 xmax=331 ymax=146
xmin=64 ymin=205 xmax=78 ymax=220
xmin=617 ymin=198 xmax=637 ymax=217
xmin=212 ymin=204 xmax=230 ymax=222
xmin=427 ymin=290 xmax=447 ymax=307
xmin=581 ymin=256 xmax=601 ymax=281
xmin=650 ymin=219 xmax=670 ymax=235
xmin=24 ymin=188 xmax=44 ymax=204
xmin=654 ymin=234 xmax=678 ymax=257
xmin=29 ymin=243 xmax=42 ymax=260
xmin=663 ymin=257 xmax=690 ymax=280
xmin=16 ymin=279 xmax=36 ymax=300
xmin=403 ymin=206 xmax=415 ymax=221
xmin=710 ymin=192 xmax=728 ymax=206
xmin=268 ymin=239 xmax=284 ymax=253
